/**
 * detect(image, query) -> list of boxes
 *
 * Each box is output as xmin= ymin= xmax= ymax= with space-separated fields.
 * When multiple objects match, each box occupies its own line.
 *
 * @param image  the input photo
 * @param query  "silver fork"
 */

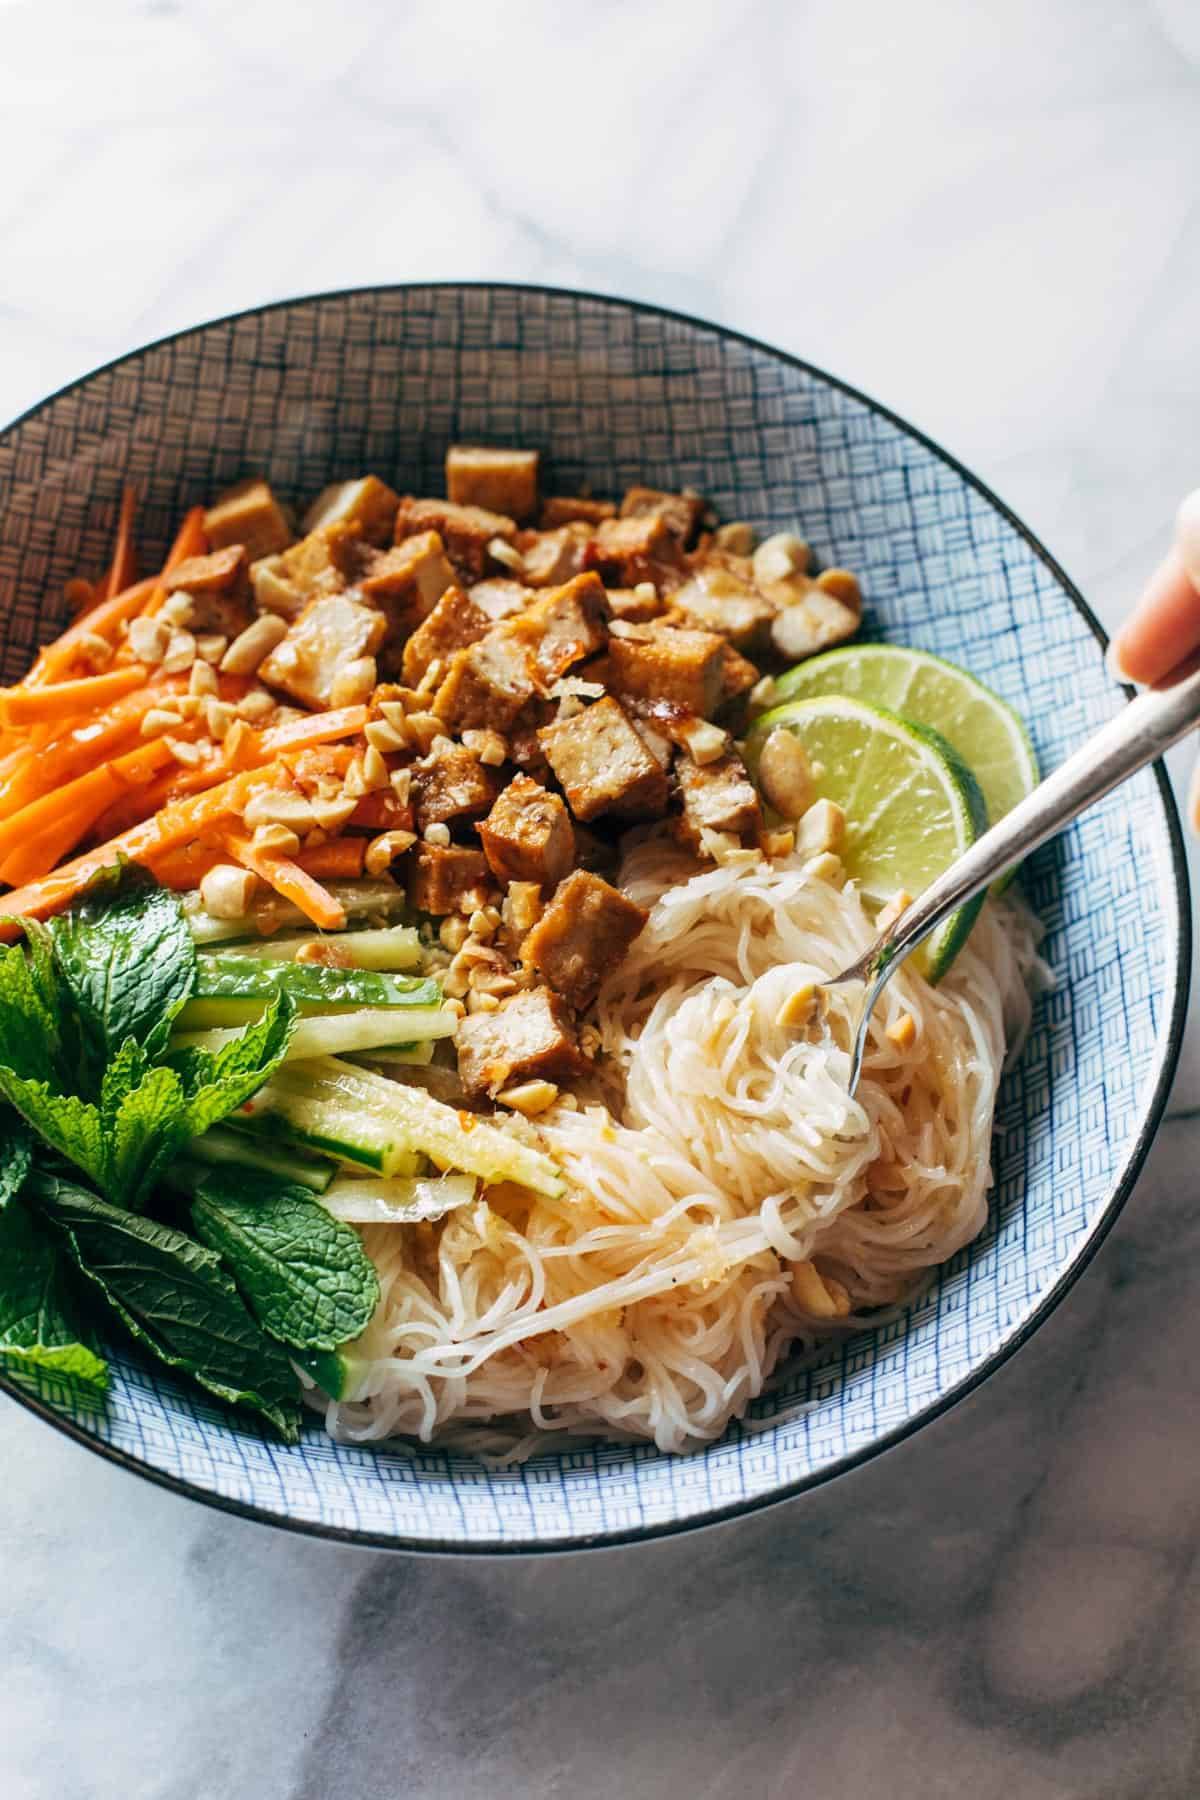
xmin=830 ymin=658 xmax=1200 ymax=1096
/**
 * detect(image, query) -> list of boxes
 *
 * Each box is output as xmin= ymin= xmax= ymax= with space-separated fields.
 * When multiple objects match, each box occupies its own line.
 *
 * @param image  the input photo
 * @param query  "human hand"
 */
xmin=1106 ymin=490 xmax=1200 ymax=825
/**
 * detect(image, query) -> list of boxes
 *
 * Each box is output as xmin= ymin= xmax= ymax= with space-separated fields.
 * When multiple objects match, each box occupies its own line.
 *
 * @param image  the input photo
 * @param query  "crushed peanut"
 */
xmin=757 ymin=728 xmax=812 ymax=819
xmin=378 ymin=700 xmax=410 ymax=736
xmin=677 ymin=718 xmax=727 ymax=766
xmin=423 ymin=822 xmax=451 ymax=846
xmin=364 ymin=829 xmax=417 ymax=876
xmin=362 ymin=745 xmax=390 ymax=790
xmin=250 ymin=821 xmax=301 ymax=856
xmin=161 ymin=630 xmax=197 ymax=674
xmin=76 ymin=630 xmax=113 ymax=669
xmin=633 ymin=580 xmax=658 ymax=603
xmin=364 ymin=718 xmax=407 ymax=755
xmin=220 ymin=612 xmax=288 ymax=676
xmin=803 ymin=851 xmax=844 ymax=886
xmin=205 ymin=698 xmax=236 ymax=740
xmin=140 ymin=707 xmax=184 ymax=737
xmin=791 ymin=1260 xmax=851 ymax=1320
xmin=165 ymin=735 xmax=203 ymax=766
xmin=466 ymin=989 xmax=501 ymax=1013
xmin=199 ymin=864 xmax=258 ymax=919
xmin=496 ymin=1080 xmax=559 ymax=1117
xmin=775 ymin=983 xmax=818 ymax=1030
xmin=311 ymin=794 xmax=358 ymax=832
xmin=439 ymin=915 xmax=471 ymax=953
xmin=714 ymin=521 xmax=756 ymax=555
xmin=488 ymin=537 xmax=524 ymax=573
xmin=235 ymin=688 xmax=275 ymax=722
xmin=796 ymin=798 xmax=845 ymax=856
xmin=887 ymin=1012 xmax=917 ymax=1050
xmin=160 ymin=593 xmax=194 ymax=628
xmin=753 ymin=531 xmax=809 ymax=585
xmin=189 ymin=660 xmax=219 ymax=697
xmin=343 ymin=758 xmax=368 ymax=799
xmin=876 ymin=889 xmax=913 ymax=935
xmin=127 ymin=617 xmax=170 ymax=663
xmin=761 ymin=827 xmax=795 ymax=858
xmin=243 ymin=789 xmax=316 ymax=832
xmin=405 ymin=712 xmax=442 ymax=753
xmin=389 ymin=767 xmax=413 ymax=805
xmin=196 ymin=633 xmax=228 ymax=664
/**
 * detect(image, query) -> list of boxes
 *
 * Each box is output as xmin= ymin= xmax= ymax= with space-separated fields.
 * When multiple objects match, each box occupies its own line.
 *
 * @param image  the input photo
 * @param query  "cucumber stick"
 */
xmin=250 ymin=1057 xmax=565 ymax=1197
xmin=215 ymin=926 xmax=423 ymax=971
xmin=178 ymin=958 xmax=442 ymax=1028
xmin=320 ymin=1172 xmax=476 ymax=1224
xmin=179 ymin=1126 xmax=336 ymax=1193
xmin=174 ymin=1006 xmax=454 ymax=1062
xmin=183 ymin=879 xmax=411 ymax=945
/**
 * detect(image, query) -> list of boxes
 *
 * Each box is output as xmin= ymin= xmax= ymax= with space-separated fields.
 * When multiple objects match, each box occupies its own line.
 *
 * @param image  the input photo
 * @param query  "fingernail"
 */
xmin=1187 ymin=755 xmax=1200 ymax=833
xmin=1105 ymin=636 xmax=1132 ymax=683
xmin=1176 ymin=488 xmax=1200 ymax=592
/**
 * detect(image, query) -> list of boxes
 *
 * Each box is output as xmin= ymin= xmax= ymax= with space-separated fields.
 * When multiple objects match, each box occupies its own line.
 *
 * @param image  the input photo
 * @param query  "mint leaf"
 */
xmin=0 ymin=1069 xmax=108 ymax=1191
xmin=0 ymin=1195 xmax=108 ymax=1396
xmin=103 ymin=1059 xmax=189 ymax=1211
xmin=190 ymin=1168 xmax=379 ymax=1352
xmin=48 ymin=864 xmax=196 ymax=1087
xmin=171 ymin=991 xmax=296 ymax=1137
xmin=31 ymin=1171 xmax=301 ymax=1440
xmin=0 ymin=940 xmax=60 ymax=1087
xmin=0 ymin=1105 xmax=33 ymax=1210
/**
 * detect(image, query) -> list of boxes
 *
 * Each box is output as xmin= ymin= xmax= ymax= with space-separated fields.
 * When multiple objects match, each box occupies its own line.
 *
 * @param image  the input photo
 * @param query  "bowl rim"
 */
xmin=0 ymin=279 xmax=1190 ymax=1556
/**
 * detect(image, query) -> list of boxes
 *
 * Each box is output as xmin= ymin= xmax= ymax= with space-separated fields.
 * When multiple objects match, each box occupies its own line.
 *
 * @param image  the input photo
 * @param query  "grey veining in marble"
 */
xmin=3 ymin=2 xmax=1200 ymax=1795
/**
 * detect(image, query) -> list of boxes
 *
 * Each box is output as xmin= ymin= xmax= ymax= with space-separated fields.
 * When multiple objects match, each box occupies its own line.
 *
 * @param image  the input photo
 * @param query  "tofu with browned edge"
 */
xmin=672 ymin=552 xmax=776 ymax=652
xmin=163 ymin=544 xmax=252 ymax=637
xmin=411 ymin=743 xmax=501 ymax=831
xmin=521 ymin=870 xmax=647 ymax=1009
xmin=401 ymin=586 xmax=491 ymax=685
xmin=619 ymin=486 xmax=705 ymax=546
xmin=395 ymin=498 xmax=517 ymax=580
xmin=477 ymin=775 xmax=575 ymax=887
xmin=302 ymin=475 xmax=401 ymax=546
xmin=539 ymin=496 xmax=616 ymax=529
xmin=406 ymin=842 xmax=493 ymax=915
xmin=608 ymin=624 xmax=726 ymax=717
xmin=456 ymin=986 xmax=583 ymax=1099
xmin=446 ymin=446 xmax=539 ymax=523
xmin=538 ymin=696 xmax=668 ymax=821
xmin=676 ymin=751 xmax=762 ymax=846
xmin=258 ymin=594 xmax=386 ymax=709
xmin=358 ymin=532 xmax=457 ymax=669
xmin=590 ymin=513 xmax=686 ymax=589
xmin=433 ymin=631 xmax=536 ymax=734
xmin=517 ymin=523 xmax=593 ymax=588
xmin=204 ymin=478 xmax=293 ymax=562
xmin=510 ymin=572 xmax=610 ymax=688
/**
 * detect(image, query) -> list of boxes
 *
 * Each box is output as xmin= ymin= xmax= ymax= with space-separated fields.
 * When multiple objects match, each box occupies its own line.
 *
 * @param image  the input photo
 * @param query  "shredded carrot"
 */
xmin=106 ymin=485 xmax=138 ymax=600
xmin=26 ymin=576 xmax=159 ymax=688
xmin=0 ymin=734 xmax=188 ymax=875
xmin=221 ymin=828 xmax=347 ymax=930
xmin=140 ymin=508 xmax=208 ymax=618
xmin=262 ymin=706 xmax=371 ymax=754
xmin=0 ymin=666 xmax=149 ymax=728
xmin=295 ymin=838 xmax=366 ymax=879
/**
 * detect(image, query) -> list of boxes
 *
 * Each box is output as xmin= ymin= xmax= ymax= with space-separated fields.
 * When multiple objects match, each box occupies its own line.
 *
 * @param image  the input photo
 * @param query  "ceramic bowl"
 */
xmin=0 ymin=285 xmax=1187 ymax=1550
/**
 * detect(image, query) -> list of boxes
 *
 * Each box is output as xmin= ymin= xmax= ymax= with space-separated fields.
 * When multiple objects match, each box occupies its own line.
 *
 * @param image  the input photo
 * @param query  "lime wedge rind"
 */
xmin=769 ymin=643 xmax=1037 ymax=892
xmin=745 ymin=694 xmax=987 ymax=982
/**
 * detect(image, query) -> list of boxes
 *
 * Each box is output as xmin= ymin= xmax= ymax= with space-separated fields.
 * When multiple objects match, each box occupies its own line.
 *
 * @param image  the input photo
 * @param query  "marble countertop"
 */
xmin=3 ymin=2 xmax=1200 ymax=1795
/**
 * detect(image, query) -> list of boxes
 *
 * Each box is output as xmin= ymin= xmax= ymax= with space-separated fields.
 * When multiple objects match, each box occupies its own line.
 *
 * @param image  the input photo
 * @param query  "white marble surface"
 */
xmin=2 ymin=2 xmax=1200 ymax=1795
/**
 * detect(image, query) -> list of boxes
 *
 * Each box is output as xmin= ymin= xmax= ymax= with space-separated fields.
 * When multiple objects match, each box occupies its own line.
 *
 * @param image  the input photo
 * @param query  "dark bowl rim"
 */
xmin=0 ymin=279 xmax=1190 ymax=1557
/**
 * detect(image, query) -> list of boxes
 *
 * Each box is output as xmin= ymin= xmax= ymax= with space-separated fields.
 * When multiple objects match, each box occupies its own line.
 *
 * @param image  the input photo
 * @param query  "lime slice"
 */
xmin=769 ymin=644 xmax=1037 ymax=887
xmin=744 ymin=695 xmax=988 ymax=981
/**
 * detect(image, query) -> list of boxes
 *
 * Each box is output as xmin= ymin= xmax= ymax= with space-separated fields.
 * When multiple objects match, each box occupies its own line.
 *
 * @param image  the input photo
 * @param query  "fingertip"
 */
xmin=1188 ymin=754 xmax=1200 ymax=834
xmin=1105 ymin=635 xmax=1132 ymax=684
xmin=1176 ymin=488 xmax=1200 ymax=590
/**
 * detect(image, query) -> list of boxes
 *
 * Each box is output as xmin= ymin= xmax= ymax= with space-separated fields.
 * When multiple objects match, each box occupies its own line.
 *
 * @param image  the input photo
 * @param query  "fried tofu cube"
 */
xmin=164 ymin=545 xmax=247 ymax=595
xmin=455 ymin=986 xmax=582 ymax=1099
xmin=277 ymin=521 xmax=368 ymax=607
xmin=258 ymin=594 xmax=386 ymax=710
xmin=302 ymin=475 xmax=401 ymax=546
xmin=432 ymin=630 xmax=536 ymax=733
xmin=538 ymin=696 xmax=669 ymax=822
xmin=607 ymin=624 xmax=726 ymax=718
xmin=520 ymin=870 xmax=647 ymax=1009
xmin=672 ymin=552 xmax=776 ymax=653
xmin=517 ymin=524 xmax=592 ymax=588
xmin=358 ymin=531 xmax=457 ymax=670
xmin=406 ymin=842 xmax=493 ymax=915
xmin=619 ymin=486 xmax=705 ymax=546
xmin=539 ymin=496 xmax=616 ymax=529
xmin=468 ymin=578 xmax=534 ymax=623
xmin=605 ymin=586 xmax=666 ymax=625
xmin=401 ymin=585 xmax=491 ymax=685
xmin=395 ymin=498 xmax=517 ymax=580
xmin=204 ymin=478 xmax=293 ymax=562
xmin=411 ymin=743 xmax=501 ymax=831
xmin=590 ymin=513 xmax=687 ymax=588
xmin=676 ymin=751 xmax=762 ymax=846
xmin=720 ymin=643 xmax=761 ymax=707
xmin=769 ymin=583 xmax=861 ymax=661
xmin=446 ymin=445 xmax=539 ymax=524
xmin=163 ymin=544 xmax=253 ymax=636
xmin=510 ymin=572 xmax=610 ymax=688
xmin=477 ymin=775 xmax=575 ymax=887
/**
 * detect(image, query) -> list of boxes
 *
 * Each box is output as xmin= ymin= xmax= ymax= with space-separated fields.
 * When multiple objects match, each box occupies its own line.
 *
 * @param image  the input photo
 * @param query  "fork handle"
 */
xmin=887 ymin=660 xmax=1200 ymax=968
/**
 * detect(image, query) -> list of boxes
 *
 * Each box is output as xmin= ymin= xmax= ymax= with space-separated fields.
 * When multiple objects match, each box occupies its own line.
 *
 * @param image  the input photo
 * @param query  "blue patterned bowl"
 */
xmin=0 ymin=286 xmax=1188 ymax=1551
